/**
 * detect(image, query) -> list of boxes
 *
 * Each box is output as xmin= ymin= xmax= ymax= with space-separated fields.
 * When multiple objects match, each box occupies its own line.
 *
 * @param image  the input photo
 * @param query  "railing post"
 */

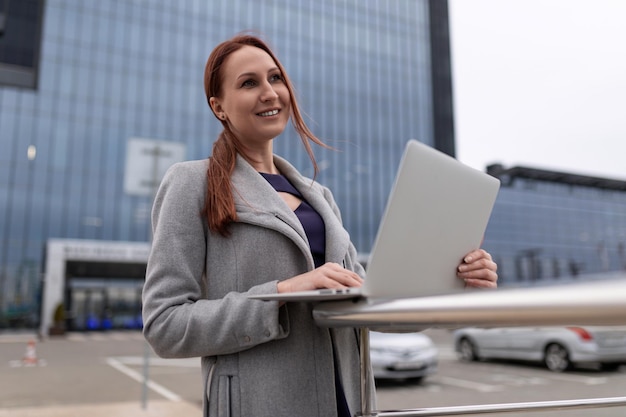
xmin=356 ymin=327 xmax=377 ymax=417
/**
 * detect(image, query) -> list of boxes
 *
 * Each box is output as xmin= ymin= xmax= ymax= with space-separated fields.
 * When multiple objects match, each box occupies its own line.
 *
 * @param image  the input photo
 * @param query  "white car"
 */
xmin=369 ymin=331 xmax=438 ymax=381
xmin=454 ymin=326 xmax=626 ymax=372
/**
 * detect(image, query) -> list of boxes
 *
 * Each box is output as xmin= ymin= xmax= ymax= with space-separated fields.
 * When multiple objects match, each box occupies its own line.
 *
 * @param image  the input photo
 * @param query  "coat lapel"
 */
xmin=230 ymin=154 xmax=351 ymax=269
xmin=230 ymin=155 xmax=314 ymax=268
xmin=273 ymin=156 xmax=351 ymax=265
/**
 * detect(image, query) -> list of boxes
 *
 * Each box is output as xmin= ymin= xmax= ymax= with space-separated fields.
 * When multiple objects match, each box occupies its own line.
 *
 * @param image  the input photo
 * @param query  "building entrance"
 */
xmin=63 ymin=260 xmax=146 ymax=331
xmin=42 ymin=239 xmax=151 ymax=337
xmin=67 ymin=278 xmax=143 ymax=331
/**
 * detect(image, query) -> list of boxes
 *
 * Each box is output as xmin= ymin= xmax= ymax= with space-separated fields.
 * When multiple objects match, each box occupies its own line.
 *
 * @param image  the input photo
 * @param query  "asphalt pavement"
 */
xmin=3 ymin=328 xmax=625 ymax=417
xmin=0 ymin=400 xmax=201 ymax=417
xmin=0 ymin=331 xmax=202 ymax=417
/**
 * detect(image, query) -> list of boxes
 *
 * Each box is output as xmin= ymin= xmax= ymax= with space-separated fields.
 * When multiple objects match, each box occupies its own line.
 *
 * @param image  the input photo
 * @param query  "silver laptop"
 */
xmin=249 ymin=139 xmax=501 ymax=302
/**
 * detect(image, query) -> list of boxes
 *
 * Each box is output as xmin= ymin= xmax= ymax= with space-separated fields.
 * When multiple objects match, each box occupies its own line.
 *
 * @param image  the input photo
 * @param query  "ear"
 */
xmin=209 ymin=97 xmax=226 ymax=120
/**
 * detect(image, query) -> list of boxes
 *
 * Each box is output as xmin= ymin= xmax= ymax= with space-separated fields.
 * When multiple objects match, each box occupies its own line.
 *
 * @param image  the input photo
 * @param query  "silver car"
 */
xmin=454 ymin=326 xmax=626 ymax=372
xmin=369 ymin=331 xmax=438 ymax=381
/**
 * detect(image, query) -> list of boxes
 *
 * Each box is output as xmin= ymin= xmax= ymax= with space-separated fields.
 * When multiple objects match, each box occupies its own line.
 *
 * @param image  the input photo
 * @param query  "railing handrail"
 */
xmin=312 ymin=273 xmax=626 ymax=417
xmin=369 ymin=396 xmax=626 ymax=416
xmin=314 ymin=275 xmax=626 ymax=329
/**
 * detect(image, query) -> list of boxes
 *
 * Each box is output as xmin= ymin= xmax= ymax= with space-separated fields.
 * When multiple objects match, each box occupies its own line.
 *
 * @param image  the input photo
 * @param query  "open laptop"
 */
xmin=249 ymin=139 xmax=501 ymax=302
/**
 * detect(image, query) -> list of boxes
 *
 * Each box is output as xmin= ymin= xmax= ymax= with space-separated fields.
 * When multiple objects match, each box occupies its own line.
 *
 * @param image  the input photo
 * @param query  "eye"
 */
xmin=241 ymin=79 xmax=257 ymax=88
xmin=269 ymin=73 xmax=284 ymax=83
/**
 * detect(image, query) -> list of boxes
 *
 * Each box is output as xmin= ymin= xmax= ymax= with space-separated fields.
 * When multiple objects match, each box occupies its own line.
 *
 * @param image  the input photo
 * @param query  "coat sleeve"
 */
xmin=142 ymin=162 xmax=289 ymax=359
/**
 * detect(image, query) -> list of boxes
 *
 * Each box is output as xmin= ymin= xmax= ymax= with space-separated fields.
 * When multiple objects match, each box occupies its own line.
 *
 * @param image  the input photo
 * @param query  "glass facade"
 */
xmin=483 ymin=169 xmax=626 ymax=286
xmin=1 ymin=0 xmax=445 ymax=329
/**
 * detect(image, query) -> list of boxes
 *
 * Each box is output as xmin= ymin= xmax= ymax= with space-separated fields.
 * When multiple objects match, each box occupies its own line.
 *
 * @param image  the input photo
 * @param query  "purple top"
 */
xmin=260 ymin=173 xmax=326 ymax=268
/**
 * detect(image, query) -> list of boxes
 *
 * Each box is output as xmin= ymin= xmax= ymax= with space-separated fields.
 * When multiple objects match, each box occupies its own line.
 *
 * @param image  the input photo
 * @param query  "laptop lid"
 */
xmin=249 ymin=139 xmax=500 ymax=302
xmin=360 ymin=139 xmax=500 ymax=299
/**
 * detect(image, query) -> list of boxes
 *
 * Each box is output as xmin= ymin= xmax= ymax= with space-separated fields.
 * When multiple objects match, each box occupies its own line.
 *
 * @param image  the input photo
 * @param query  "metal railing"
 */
xmin=367 ymin=397 xmax=626 ymax=416
xmin=313 ymin=274 xmax=626 ymax=417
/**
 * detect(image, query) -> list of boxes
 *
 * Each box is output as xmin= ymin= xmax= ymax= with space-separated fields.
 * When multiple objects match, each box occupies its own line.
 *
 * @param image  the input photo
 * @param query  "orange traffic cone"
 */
xmin=22 ymin=339 xmax=38 ymax=366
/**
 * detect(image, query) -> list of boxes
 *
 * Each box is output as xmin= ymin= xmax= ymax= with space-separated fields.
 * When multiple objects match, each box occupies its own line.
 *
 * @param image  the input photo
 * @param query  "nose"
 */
xmin=260 ymin=81 xmax=279 ymax=102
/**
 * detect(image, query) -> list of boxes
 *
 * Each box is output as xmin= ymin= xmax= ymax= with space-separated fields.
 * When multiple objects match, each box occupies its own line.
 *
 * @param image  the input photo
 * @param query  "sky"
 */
xmin=449 ymin=0 xmax=626 ymax=181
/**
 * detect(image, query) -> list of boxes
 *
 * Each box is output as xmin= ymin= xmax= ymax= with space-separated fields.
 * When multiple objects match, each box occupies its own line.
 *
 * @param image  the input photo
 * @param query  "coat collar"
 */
xmin=230 ymin=154 xmax=350 ymax=267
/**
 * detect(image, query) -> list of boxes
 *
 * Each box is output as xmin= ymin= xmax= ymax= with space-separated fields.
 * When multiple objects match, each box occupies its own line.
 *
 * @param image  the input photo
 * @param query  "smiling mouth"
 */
xmin=257 ymin=109 xmax=279 ymax=117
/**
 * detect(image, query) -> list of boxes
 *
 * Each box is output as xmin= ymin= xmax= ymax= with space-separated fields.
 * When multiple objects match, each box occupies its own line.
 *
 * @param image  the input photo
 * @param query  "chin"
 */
xmin=262 ymin=124 xmax=289 ymax=139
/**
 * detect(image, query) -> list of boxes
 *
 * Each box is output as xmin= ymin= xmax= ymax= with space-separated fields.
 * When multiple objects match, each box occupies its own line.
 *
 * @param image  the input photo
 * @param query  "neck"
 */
xmin=251 ymin=160 xmax=279 ymax=174
xmin=244 ymin=148 xmax=279 ymax=174
xmin=240 ymin=141 xmax=280 ymax=174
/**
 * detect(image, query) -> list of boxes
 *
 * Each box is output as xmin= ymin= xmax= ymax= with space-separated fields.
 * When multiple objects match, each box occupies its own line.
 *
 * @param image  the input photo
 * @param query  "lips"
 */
xmin=257 ymin=109 xmax=279 ymax=117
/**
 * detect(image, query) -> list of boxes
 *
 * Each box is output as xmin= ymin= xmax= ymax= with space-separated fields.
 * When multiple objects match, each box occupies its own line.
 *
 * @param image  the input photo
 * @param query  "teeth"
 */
xmin=258 ymin=109 xmax=279 ymax=117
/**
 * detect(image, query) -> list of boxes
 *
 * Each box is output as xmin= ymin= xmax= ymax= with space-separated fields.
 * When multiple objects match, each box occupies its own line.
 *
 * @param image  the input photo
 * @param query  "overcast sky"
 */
xmin=449 ymin=0 xmax=626 ymax=180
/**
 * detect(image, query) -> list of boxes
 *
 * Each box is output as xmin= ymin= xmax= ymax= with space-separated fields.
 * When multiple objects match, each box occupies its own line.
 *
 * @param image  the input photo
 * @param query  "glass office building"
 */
xmin=1 ymin=0 xmax=454 ymax=331
xmin=484 ymin=165 xmax=626 ymax=286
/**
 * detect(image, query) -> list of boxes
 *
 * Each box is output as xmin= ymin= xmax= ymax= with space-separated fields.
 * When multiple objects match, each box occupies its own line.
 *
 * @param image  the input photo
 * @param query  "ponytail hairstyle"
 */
xmin=203 ymin=34 xmax=328 ymax=236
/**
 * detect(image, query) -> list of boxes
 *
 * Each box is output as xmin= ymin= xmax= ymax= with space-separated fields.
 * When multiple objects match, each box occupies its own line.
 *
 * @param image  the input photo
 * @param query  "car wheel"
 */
xmin=407 ymin=376 xmax=424 ymax=385
xmin=544 ymin=343 xmax=570 ymax=372
xmin=458 ymin=337 xmax=478 ymax=361
xmin=600 ymin=363 xmax=621 ymax=372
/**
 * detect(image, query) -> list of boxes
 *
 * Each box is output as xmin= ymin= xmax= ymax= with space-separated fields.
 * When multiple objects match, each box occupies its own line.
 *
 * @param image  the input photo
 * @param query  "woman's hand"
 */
xmin=457 ymin=249 xmax=498 ymax=289
xmin=277 ymin=262 xmax=363 ymax=293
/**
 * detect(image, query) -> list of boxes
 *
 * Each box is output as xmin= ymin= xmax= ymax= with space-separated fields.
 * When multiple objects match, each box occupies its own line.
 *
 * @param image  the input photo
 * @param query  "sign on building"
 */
xmin=124 ymin=138 xmax=187 ymax=196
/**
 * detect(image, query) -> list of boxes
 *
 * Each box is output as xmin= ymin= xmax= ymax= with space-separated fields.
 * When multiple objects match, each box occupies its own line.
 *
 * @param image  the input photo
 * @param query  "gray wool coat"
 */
xmin=142 ymin=154 xmax=376 ymax=417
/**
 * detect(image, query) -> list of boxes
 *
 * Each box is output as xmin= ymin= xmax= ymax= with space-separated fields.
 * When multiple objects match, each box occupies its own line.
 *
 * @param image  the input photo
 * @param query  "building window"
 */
xmin=0 ymin=0 xmax=45 ymax=89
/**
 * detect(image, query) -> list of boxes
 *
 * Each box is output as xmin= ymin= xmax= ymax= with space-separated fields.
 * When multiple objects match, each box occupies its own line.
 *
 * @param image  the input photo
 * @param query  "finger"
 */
xmin=319 ymin=262 xmax=360 ymax=277
xmin=326 ymin=269 xmax=363 ymax=287
xmin=322 ymin=263 xmax=363 ymax=281
xmin=458 ymin=268 xmax=498 ymax=283
xmin=458 ymin=258 xmax=497 ymax=273
xmin=463 ymin=277 xmax=498 ymax=289
xmin=463 ymin=249 xmax=492 ymax=264
xmin=314 ymin=264 xmax=363 ymax=288
xmin=457 ymin=268 xmax=498 ymax=281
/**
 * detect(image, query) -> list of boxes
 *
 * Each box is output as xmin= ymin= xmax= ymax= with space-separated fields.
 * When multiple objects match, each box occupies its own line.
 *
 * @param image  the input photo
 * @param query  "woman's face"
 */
xmin=210 ymin=45 xmax=291 ymax=148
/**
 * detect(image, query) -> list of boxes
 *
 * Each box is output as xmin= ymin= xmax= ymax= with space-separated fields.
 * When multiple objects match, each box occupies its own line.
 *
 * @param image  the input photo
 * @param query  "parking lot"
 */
xmin=377 ymin=329 xmax=626 ymax=416
xmin=1 ymin=329 xmax=625 ymax=416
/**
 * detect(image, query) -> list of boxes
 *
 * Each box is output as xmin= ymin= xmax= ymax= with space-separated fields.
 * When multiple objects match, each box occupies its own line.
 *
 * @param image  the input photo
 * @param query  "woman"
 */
xmin=142 ymin=34 xmax=498 ymax=417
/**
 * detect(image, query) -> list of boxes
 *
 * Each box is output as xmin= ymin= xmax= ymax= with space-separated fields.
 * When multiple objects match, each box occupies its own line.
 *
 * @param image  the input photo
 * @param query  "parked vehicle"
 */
xmin=369 ymin=331 xmax=438 ymax=381
xmin=454 ymin=326 xmax=626 ymax=372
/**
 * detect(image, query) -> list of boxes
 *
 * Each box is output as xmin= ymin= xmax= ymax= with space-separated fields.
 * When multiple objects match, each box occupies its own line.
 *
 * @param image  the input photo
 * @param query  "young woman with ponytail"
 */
xmin=142 ymin=34 xmax=497 ymax=417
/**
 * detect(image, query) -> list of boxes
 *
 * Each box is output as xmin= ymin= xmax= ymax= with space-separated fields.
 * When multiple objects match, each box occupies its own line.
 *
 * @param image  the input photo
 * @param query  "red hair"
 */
xmin=202 ymin=34 xmax=328 ymax=236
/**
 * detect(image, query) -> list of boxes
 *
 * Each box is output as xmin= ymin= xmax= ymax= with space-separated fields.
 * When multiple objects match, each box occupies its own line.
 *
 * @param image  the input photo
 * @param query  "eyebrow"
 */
xmin=235 ymin=67 xmax=280 ymax=81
